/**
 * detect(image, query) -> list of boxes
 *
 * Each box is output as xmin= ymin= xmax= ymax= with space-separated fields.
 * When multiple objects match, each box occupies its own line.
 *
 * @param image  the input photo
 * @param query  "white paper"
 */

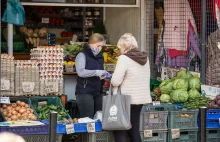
xmin=153 ymin=101 xmax=161 ymax=106
xmin=46 ymin=80 xmax=58 ymax=93
xmin=87 ymin=123 xmax=96 ymax=133
xmin=1 ymin=79 xmax=10 ymax=90
xmin=171 ymin=129 xmax=180 ymax=139
xmin=0 ymin=97 xmax=10 ymax=104
xmin=144 ymin=130 xmax=153 ymax=138
xmin=22 ymin=82 xmax=35 ymax=93
xmin=66 ymin=123 xmax=75 ymax=134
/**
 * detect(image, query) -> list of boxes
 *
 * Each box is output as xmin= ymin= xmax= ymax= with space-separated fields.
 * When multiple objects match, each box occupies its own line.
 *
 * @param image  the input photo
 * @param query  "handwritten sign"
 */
xmin=153 ymin=101 xmax=161 ymax=106
xmin=66 ymin=124 xmax=75 ymax=134
xmin=46 ymin=80 xmax=58 ymax=93
xmin=42 ymin=18 xmax=49 ymax=24
xmin=22 ymin=82 xmax=35 ymax=93
xmin=1 ymin=79 xmax=10 ymax=90
xmin=144 ymin=130 xmax=153 ymax=138
xmin=171 ymin=129 xmax=180 ymax=139
xmin=87 ymin=123 xmax=95 ymax=133
xmin=0 ymin=97 xmax=10 ymax=104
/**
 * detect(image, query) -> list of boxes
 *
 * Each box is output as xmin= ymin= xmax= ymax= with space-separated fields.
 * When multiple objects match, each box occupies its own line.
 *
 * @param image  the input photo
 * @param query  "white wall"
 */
xmin=105 ymin=7 xmax=141 ymax=48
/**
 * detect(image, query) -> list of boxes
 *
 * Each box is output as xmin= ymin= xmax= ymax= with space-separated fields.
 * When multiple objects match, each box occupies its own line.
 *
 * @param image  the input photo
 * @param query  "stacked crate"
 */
xmin=30 ymin=46 xmax=63 ymax=96
xmin=168 ymin=109 xmax=198 ymax=142
xmin=1 ymin=54 xmax=15 ymax=96
xmin=139 ymin=103 xmax=172 ymax=142
xmin=15 ymin=60 xmax=40 ymax=96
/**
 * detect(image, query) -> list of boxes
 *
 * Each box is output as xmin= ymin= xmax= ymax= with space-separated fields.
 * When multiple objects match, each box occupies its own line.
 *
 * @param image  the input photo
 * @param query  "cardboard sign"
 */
xmin=46 ymin=80 xmax=58 ymax=93
xmin=87 ymin=123 xmax=96 ymax=133
xmin=144 ymin=130 xmax=153 ymax=138
xmin=22 ymin=82 xmax=35 ymax=93
xmin=1 ymin=79 xmax=10 ymax=90
xmin=171 ymin=129 xmax=180 ymax=139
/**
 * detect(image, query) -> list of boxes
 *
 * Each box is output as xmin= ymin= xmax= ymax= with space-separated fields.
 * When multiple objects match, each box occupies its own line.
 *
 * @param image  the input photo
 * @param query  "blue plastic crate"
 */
xmin=0 ymin=124 xmax=49 ymax=136
xmin=207 ymin=109 xmax=220 ymax=119
xmin=42 ymin=120 xmax=102 ymax=134
xmin=206 ymin=119 xmax=220 ymax=128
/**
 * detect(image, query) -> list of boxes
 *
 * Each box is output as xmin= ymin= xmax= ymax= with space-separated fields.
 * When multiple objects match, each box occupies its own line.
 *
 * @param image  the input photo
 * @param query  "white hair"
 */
xmin=117 ymin=33 xmax=138 ymax=51
xmin=0 ymin=132 xmax=26 ymax=142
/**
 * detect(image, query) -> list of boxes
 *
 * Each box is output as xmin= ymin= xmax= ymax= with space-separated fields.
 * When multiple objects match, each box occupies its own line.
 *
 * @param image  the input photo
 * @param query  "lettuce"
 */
xmin=171 ymin=89 xmax=189 ymax=103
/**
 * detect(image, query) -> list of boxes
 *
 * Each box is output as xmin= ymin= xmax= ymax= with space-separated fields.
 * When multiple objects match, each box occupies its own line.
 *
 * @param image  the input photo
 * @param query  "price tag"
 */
xmin=46 ymin=80 xmax=58 ymax=93
xmin=153 ymin=101 xmax=161 ymax=106
xmin=42 ymin=18 xmax=49 ymax=24
xmin=66 ymin=124 xmax=75 ymax=134
xmin=144 ymin=130 xmax=153 ymax=138
xmin=171 ymin=129 xmax=180 ymax=139
xmin=0 ymin=97 xmax=10 ymax=104
xmin=87 ymin=123 xmax=95 ymax=133
xmin=1 ymin=79 xmax=10 ymax=90
xmin=22 ymin=82 xmax=35 ymax=93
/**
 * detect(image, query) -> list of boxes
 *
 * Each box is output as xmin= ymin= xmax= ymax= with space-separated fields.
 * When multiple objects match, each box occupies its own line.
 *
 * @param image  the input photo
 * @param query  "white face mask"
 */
xmin=90 ymin=47 xmax=101 ymax=56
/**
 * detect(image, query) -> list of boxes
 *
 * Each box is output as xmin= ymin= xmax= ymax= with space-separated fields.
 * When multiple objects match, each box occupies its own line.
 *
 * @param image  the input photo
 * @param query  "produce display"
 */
xmin=207 ymin=94 xmax=220 ymax=109
xmin=1 ymin=54 xmax=15 ymax=96
xmin=102 ymin=45 xmax=120 ymax=63
xmin=30 ymin=46 xmax=64 ymax=95
xmin=15 ymin=60 xmax=40 ymax=96
xmin=62 ymin=43 xmax=83 ymax=56
xmin=0 ymin=101 xmax=37 ymax=121
xmin=34 ymin=104 xmax=69 ymax=120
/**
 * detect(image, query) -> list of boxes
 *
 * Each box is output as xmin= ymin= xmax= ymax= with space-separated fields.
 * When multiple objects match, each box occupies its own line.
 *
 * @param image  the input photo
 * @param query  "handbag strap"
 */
xmin=108 ymin=84 xmax=122 ymax=96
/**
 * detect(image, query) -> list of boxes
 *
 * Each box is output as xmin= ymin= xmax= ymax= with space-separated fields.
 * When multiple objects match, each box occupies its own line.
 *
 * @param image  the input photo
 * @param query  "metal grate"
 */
xmin=23 ymin=135 xmax=62 ymax=142
xmin=146 ymin=0 xmax=201 ymax=78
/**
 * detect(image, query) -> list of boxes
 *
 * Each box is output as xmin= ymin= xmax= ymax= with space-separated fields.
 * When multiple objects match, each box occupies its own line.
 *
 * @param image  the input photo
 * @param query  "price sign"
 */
xmin=22 ymin=82 xmax=35 ymax=93
xmin=42 ymin=18 xmax=49 ymax=24
xmin=144 ymin=130 xmax=153 ymax=138
xmin=153 ymin=101 xmax=161 ymax=106
xmin=46 ymin=80 xmax=58 ymax=93
xmin=0 ymin=97 xmax=10 ymax=104
xmin=1 ymin=79 xmax=10 ymax=90
xmin=171 ymin=129 xmax=180 ymax=139
xmin=87 ymin=123 xmax=95 ymax=133
xmin=66 ymin=124 xmax=75 ymax=134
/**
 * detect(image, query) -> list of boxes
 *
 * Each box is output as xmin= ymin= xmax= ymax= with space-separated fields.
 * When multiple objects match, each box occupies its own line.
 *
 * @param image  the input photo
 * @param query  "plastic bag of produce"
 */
xmin=102 ymin=85 xmax=131 ymax=130
xmin=2 ymin=0 xmax=25 ymax=26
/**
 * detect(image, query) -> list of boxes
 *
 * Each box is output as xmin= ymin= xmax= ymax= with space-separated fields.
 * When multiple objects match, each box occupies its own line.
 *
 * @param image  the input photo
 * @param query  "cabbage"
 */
xmin=159 ymin=79 xmax=171 ymax=87
xmin=171 ymin=89 xmax=189 ymax=103
xmin=189 ymin=77 xmax=201 ymax=91
xmin=188 ymin=89 xmax=201 ymax=100
xmin=176 ymin=70 xmax=192 ymax=79
xmin=160 ymin=94 xmax=171 ymax=103
xmin=172 ymin=79 xmax=188 ymax=90
xmin=160 ymin=82 xmax=173 ymax=94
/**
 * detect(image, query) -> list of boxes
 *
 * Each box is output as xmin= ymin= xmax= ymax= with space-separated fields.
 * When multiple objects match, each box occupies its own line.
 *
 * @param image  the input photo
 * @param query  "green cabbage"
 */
xmin=160 ymin=94 xmax=171 ymax=103
xmin=188 ymin=89 xmax=201 ymax=100
xmin=176 ymin=70 xmax=192 ymax=79
xmin=159 ymin=79 xmax=171 ymax=87
xmin=189 ymin=77 xmax=201 ymax=91
xmin=172 ymin=79 xmax=188 ymax=90
xmin=160 ymin=82 xmax=173 ymax=94
xmin=170 ymin=89 xmax=189 ymax=103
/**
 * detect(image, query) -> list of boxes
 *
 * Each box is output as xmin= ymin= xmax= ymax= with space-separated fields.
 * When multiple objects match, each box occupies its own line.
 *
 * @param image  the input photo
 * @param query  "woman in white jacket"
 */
xmin=111 ymin=33 xmax=152 ymax=142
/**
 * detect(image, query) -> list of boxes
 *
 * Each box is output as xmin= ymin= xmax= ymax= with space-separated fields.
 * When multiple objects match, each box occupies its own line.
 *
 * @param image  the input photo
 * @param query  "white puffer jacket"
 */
xmin=111 ymin=55 xmax=152 ymax=105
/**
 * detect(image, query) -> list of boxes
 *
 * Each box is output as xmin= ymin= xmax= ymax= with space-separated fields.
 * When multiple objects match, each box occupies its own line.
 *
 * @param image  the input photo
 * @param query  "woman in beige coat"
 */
xmin=111 ymin=33 xmax=152 ymax=142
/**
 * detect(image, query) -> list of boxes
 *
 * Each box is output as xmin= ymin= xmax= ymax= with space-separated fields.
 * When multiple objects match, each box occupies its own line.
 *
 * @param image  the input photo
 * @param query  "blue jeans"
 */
xmin=76 ymin=93 xmax=103 ymax=118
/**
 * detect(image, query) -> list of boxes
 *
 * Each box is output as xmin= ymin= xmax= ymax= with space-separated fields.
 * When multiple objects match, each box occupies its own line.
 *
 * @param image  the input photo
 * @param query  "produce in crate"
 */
xmin=170 ymin=89 xmax=189 ymax=103
xmin=183 ymin=96 xmax=210 ymax=110
xmin=34 ymin=104 xmax=69 ymax=120
xmin=207 ymin=94 xmax=220 ymax=109
xmin=0 ymin=101 xmax=37 ymax=121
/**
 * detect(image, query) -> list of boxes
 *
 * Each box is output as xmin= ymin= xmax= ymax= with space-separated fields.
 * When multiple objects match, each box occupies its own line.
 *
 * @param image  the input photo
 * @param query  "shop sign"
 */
xmin=87 ymin=123 xmax=95 ymax=133
xmin=144 ymin=130 xmax=152 ymax=138
xmin=22 ymin=82 xmax=35 ymax=93
xmin=1 ymin=79 xmax=10 ymax=90
xmin=66 ymin=123 xmax=75 ymax=134
xmin=0 ymin=97 xmax=10 ymax=104
xmin=171 ymin=129 xmax=180 ymax=139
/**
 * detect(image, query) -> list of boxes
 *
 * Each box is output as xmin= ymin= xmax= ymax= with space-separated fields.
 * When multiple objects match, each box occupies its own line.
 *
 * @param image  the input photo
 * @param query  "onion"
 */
xmin=11 ymin=115 xmax=18 ymax=121
xmin=17 ymin=113 xmax=21 ymax=118
xmin=12 ymin=103 xmax=17 ymax=108
xmin=30 ymin=115 xmax=37 ymax=121
xmin=12 ymin=111 xmax=17 ymax=115
xmin=22 ymin=115 xmax=28 ymax=120
xmin=7 ymin=118 xmax=12 ymax=121
xmin=7 ymin=106 xmax=12 ymax=111
xmin=3 ymin=111 xmax=7 ymax=117
xmin=7 ymin=113 xmax=12 ymax=118
xmin=20 ymin=102 xmax=26 ymax=107
xmin=19 ymin=108 xmax=26 ymax=114
xmin=15 ymin=106 xmax=20 ymax=111
xmin=2 ymin=104 xmax=7 ymax=109
xmin=25 ymin=104 xmax=30 ymax=108
xmin=27 ymin=111 xmax=31 ymax=114
xmin=16 ymin=101 xmax=21 ymax=105
xmin=30 ymin=109 xmax=34 ymax=113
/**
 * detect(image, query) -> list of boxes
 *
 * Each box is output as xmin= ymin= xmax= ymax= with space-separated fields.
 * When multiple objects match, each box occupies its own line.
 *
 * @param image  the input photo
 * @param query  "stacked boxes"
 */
xmin=15 ymin=60 xmax=40 ymax=96
xmin=1 ymin=54 xmax=15 ymax=96
xmin=30 ymin=46 xmax=63 ymax=96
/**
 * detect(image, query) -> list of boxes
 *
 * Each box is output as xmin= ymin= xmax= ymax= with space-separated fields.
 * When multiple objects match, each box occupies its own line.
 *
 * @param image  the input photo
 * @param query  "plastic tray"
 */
xmin=206 ymin=109 xmax=220 ymax=119
xmin=168 ymin=110 xmax=198 ymax=129
xmin=206 ymin=129 xmax=220 ymax=142
xmin=42 ymin=120 xmax=102 ymax=134
xmin=30 ymin=97 xmax=71 ymax=120
xmin=168 ymin=129 xmax=198 ymax=142
xmin=140 ymin=130 xmax=167 ymax=142
xmin=144 ymin=103 xmax=177 ymax=111
xmin=1 ymin=98 xmax=39 ymax=121
xmin=0 ymin=124 xmax=49 ymax=136
xmin=79 ymin=131 xmax=115 ymax=142
xmin=140 ymin=111 xmax=168 ymax=130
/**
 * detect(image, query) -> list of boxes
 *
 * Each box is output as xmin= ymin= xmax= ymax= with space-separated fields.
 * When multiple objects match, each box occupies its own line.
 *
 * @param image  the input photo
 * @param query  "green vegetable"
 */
xmin=176 ymin=70 xmax=192 ymax=79
xmin=183 ymin=96 xmax=210 ymax=110
xmin=62 ymin=44 xmax=83 ymax=55
xmin=189 ymin=77 xmax=201 ymax=91
xmin=170 ymin=89 xmax=189 ymax=103
xmin=160 ymin=82 xmax=173 ymax=94
xmin=160 ymin=94 xmax=171 ymax=103
xmin=172 ymin=79 xmax=188 ymax=90
xmin=188 ymin=89 xmax=201 ymax=100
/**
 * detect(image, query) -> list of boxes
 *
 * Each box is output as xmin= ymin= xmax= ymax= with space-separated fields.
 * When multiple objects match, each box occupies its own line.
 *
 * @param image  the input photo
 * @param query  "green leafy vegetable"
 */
xmin=160 ymin=94 xmax=171 ymax=103
xmin=176 ymin=70 xmax=192 ymax=79
xmin=170 ymin=89 xmax=189 ymax=103
xmin=160 ymin=82 xmax=173 ymax=94
xmin=189 ymin=77 xmax=201 ymax=91
xmin=188 ymin=89 xmax=201 ymax=100
xmin=172 ymin=79 xmax=188 ymax=90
